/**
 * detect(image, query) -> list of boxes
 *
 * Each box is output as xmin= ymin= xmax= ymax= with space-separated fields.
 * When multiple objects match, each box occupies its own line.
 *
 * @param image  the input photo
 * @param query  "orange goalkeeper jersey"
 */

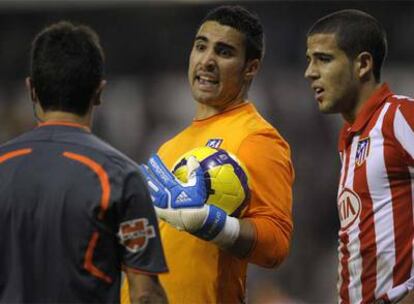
xmin=121 ymin=102 xmax=294 ymax=303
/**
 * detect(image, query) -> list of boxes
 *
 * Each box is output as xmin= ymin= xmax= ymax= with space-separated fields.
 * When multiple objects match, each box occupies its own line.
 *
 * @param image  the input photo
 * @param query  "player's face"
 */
xmin=305 ymin=33 xmax=359 ymax=114
xmin=188 ymin=21 xmax=251 ymax=108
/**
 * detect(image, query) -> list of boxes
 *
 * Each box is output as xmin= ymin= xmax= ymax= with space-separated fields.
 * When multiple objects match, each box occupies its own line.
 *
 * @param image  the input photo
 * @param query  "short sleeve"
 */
xmin=116 ymin=169 xmax=168 ymax=274
xmin=394 ymin=102 xmax=414 ymax=166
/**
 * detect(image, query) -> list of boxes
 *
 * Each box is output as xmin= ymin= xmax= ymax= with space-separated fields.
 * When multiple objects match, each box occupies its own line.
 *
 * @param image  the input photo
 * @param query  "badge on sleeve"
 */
xmin=118 ymin=218 xmax=155 ymax=253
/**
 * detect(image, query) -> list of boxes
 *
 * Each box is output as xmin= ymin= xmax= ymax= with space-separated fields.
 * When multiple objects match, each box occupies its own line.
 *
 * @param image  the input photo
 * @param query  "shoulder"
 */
xmin=2 ymin=128 xmax=140 ymax=177
xmin=237 ymin=129 xmax=292 ymax=172
xmin=379 ymin=93 xmax=414 ymax=133
xmin=79 ymin=134 xmax=140 ymax=175
xmin=226 ymin=103 xmax=289 ymax=148
xmin=233 ymin=103 xmax=277 ymax=133
xmin=389 ymin=94 xmax=414 ymax=122
xmin=236 ymin=104 xmax=291 ymax=155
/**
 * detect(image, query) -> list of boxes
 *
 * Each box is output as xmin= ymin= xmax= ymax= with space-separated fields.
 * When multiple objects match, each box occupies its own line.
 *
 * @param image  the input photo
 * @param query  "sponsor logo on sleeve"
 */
xmin=118 ymin=218 xmax=155 ymax=253
xmin=338 ymin=188 xmax=361 ymax=230
xmin=206 ymin=139 xmax=223 ymax=149
xmin=355 ymin=137 xmax=370 ymax=167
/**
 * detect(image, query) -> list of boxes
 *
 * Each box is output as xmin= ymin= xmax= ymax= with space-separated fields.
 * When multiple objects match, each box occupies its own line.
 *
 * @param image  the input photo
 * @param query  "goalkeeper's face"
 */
xmin=188 ymin=21 xmax=258 ymax=109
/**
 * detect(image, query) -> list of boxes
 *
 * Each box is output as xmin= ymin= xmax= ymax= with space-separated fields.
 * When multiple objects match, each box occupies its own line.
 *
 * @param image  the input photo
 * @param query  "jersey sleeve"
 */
xmin=394 ymin=102 xmax=414 ymax=166
xmin=238 ymin=129 xmax=294 ymax=268
xmin=116 ymin=169 xmax=168 ymax=274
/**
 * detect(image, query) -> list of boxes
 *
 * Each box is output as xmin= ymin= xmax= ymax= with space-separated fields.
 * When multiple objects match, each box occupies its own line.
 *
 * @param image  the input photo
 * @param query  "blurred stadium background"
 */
xmin=1 ymin=1 xmax=413 ymax=302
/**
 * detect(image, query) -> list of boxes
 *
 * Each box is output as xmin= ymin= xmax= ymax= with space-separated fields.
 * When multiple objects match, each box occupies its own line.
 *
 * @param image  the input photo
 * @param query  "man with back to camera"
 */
xmin=122 ymin=5 xmax=294 ymax=303
xmin=0 ymin=21 xmax=170 ymax=303
xmin=305 ymin=9 xmax=414 ymax=304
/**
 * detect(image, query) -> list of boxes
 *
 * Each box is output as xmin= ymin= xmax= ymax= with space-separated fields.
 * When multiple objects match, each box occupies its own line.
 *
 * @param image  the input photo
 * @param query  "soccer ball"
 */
xmin=172 ymin=146 xmax=250 ymax=217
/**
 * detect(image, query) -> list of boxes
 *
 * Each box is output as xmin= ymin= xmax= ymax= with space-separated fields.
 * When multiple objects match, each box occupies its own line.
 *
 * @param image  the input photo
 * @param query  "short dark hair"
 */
xmin=308 ymin=9 xmax=387 ymax=82
xmin=201 ymin=5 xmax=264 ymax=61
xmin=30 ymin=21 xmax=105 ymax=116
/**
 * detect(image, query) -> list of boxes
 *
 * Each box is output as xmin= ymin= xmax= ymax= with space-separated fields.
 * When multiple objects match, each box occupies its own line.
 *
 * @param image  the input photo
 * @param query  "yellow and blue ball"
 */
xmin=172 ymin=146 xmax=250 ymax=217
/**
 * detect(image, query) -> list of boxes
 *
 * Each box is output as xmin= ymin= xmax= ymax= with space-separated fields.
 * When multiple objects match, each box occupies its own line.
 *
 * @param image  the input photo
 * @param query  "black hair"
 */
xmin=30 ymin=21 xmax=105 ymax=115
xmin=308 ymin=9 xmax=387 ymax=82
xmin=201 ymin=5 xmax=264 ymax=61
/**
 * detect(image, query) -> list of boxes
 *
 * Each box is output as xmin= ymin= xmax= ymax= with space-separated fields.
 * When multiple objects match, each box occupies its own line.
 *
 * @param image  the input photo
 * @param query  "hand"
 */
xmin=140 ymin=154 xmax=228 ymax=240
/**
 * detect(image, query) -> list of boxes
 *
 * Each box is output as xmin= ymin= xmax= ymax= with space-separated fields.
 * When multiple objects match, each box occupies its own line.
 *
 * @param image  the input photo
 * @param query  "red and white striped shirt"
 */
xmin=337 ymin=84 xmax=414 ymax=304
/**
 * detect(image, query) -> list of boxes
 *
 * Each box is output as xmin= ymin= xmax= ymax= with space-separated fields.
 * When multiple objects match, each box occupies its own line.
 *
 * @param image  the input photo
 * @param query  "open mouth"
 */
xmin=314 ymin=87 xmax=324 ymax=101
xmin=195 ymin=75 xmax=219 ymax=90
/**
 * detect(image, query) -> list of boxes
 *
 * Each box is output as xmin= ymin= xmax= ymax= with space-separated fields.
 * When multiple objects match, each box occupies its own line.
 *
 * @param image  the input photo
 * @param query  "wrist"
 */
xmin=192 ymin=205 xmax=240 ymax=248
xmin=211 ymin=215 xmax=240 ymax=248
xmin=193 ymin=205 xmax=227 ymax=240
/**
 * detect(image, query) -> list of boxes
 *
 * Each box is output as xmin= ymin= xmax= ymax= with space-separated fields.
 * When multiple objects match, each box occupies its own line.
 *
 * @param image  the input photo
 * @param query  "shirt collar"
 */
xmin=348 ymin=83 xmax=393 ymax=133
xmin=37 ymin=120 xmax=91 ymax=132
xmin=192 ymin=102 xmax=253 ymax=124
xmin=338 ymin=83 xmax=393 ymax=150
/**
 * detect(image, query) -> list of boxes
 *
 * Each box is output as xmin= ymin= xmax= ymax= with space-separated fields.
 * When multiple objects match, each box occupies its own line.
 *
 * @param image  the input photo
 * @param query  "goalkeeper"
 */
xmin=123 ymin=5 xmax=294 ymax=303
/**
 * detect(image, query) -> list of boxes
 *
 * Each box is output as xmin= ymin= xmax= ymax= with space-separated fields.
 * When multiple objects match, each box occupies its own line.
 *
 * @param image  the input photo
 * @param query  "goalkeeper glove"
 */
xmin=140 ymin=154 xmax=240 ymax=246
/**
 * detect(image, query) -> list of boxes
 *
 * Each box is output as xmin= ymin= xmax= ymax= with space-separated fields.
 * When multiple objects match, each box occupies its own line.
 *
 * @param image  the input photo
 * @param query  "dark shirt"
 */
xmin=0 ymin=122 xmax=167 ymax=303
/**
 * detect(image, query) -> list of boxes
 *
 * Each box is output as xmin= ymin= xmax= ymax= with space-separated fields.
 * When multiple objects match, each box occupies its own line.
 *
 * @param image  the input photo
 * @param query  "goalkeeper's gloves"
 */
xmin=139 ymin=154 xmax=240 ymax=247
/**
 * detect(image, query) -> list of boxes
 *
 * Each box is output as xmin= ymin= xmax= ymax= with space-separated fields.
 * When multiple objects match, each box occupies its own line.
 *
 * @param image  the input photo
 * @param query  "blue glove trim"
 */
xmin=139 ymin=164 xmax=169 ymax=208
xmin=194 ymin=205 xmax=227 ymax=241
xmin=141 ymin=154 xmax=207 ymax=210
xmin=147 ymin=154 xmax=177 ymax=188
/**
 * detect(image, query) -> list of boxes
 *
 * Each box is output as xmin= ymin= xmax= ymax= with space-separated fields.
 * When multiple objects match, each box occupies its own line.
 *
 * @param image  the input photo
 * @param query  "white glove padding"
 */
xmin=155 ymin=204 xmax=209 ymax=232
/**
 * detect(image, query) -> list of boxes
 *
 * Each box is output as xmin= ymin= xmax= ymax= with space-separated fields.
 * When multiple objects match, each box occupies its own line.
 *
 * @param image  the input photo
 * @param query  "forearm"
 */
xmin=130 ymin=288 xmax=167 ymax=304
xmin=222 ymin=218 xmax=256 ymax=258
xmin=398 ymin=290 xmax=414 ymax=304
xmin=127 ymin=271 xmax=168 ymax=304
xmin=256 ymin=217 xmax=292 ymax=267
xmin=213 ymin=215 xmax=291 ymax=268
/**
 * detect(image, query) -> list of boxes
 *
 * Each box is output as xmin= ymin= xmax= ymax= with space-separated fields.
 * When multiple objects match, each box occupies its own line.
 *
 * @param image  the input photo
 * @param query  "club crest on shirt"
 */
xmin=338 ymin=188 xmax=361 ymax=230
xmin=118 ymin=218 xmax=155 ymax=253
xmin=206 ymin=138 xmax=223 ymax=149
xmin=355 ymin=137 xmax=370 ymax=167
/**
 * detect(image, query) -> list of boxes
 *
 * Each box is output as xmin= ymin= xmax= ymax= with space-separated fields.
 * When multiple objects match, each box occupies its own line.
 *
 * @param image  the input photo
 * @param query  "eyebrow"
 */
xmin=195 ymin=35 xmax=208 ymax=43
xmin=309 ymin=51 xmax=334 ymax=57
xmin=194 ymin=35 xmax=237 ymax=52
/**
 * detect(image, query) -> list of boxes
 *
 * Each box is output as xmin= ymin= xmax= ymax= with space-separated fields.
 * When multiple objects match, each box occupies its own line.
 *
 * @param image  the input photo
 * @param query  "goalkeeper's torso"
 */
xmin=156 ymin=102 xmax=273 ymax=303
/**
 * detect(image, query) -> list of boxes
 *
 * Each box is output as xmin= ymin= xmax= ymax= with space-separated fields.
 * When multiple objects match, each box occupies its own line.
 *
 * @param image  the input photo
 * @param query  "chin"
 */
xmin=193 ymin=94 xmax=219 ymax=106
xmin=318 ymin=102 xmax=336 ymax=114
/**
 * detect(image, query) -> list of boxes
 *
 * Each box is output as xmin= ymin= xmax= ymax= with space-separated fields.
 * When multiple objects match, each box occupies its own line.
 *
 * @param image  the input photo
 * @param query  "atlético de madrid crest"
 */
xmin=206 ymin=138 xmax=223 ymax=149
xmin=355 ymin=137 xmax=370 ymax=167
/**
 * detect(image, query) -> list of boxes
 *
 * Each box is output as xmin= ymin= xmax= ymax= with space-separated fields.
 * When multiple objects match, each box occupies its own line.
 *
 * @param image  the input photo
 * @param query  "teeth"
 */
xmin=200 ymin=76 xmax=214 ymax=81
xmin=197 ymin=75 xmax=218 ymax=84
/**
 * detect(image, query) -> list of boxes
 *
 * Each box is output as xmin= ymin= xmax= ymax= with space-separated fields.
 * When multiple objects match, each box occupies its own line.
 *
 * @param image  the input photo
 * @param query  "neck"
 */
xmin=39 ymin=111 xmax=92 ymax=128
xmin=195 ymin=98 xmax=247 ymax=120
xmin=342 ymin=81 xmax=382 ymax=124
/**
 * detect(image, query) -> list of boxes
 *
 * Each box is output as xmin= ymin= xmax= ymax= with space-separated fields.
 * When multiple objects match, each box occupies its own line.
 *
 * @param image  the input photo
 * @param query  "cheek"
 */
xmin=188 ymin=54 xmax=195 ymax=70
xmin=329 ymin=67 xmax=351 ymax=91
xmin=188 ymin=54 xmax=197 ymax=78
xmin=222 ymin=64 xmax=245 ymax=86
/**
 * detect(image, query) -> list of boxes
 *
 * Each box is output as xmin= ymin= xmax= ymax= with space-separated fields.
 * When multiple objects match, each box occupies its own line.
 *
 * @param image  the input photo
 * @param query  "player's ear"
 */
xmin=25 ymin=77 xmax=37 ymax=103
xmin=356 ymin=52 xmax=374 ymax=81
xmin=244 ymin=59 xmax=260 ymax=81
xmin=93 ymin=80 xmax=107 ymax=106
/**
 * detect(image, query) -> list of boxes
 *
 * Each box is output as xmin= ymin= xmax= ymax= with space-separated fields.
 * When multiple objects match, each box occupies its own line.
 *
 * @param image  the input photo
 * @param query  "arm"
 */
xmin=142 ymin=131 xmax=293 ymax=267
xmin=126 ymin=270 xmax=167 ymax=304
xmin=225 ymin=218 xmax=256 ymax=258
xmin=393 ymin=102 xmax=414 ymax=166
xmin=225 ymin=132 xmax=294 ymax=266
xmin=399 ymin=292 xmax=414 ymax=304
xmin=118 ymin=170 xmax=169 ymax=304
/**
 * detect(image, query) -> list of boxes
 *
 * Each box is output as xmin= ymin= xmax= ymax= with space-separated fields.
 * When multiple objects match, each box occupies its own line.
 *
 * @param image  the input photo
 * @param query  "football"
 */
xmin=172 ymin=146 xmax=250 ymax=217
